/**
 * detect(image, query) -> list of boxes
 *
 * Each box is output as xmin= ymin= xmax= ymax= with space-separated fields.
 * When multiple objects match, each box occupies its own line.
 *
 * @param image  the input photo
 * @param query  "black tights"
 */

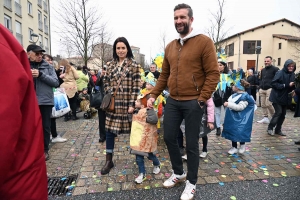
xmin=202 ymin=136 xmax=208 ymax=152
xmin=232 ymin=141 xmax=245 ymax=148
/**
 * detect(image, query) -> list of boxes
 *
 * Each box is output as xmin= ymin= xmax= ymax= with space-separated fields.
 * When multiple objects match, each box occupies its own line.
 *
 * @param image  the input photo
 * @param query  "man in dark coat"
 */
xmin=0 ymin=24 xmax=48 ymax=199
xmin=267 ymin=59 xmax=296 ymax=136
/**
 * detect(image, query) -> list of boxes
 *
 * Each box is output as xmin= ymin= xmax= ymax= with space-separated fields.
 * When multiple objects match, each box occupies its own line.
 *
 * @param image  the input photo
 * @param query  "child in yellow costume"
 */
xmin=130 ymin=95 xmax=160 ymax=184
xmin=139 ymin=72 xmax=165 ymax=128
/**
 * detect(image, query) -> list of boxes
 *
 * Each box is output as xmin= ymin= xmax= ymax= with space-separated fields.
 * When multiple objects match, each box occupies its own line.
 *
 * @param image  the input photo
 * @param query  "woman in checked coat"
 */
xmin=101 ymin=37 xmax=141 ymax=175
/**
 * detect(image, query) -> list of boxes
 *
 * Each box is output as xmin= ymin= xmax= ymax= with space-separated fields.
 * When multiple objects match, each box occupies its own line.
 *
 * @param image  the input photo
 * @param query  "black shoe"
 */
xmin=179 ymin=147 xmax=185 ymax=157
xmin=99 ymin=137 xmax=106 ymax=143
xmin=275 ymin=131 xmax=286 ymax=136
xmin=44 ymin=152 xmax=49 ymax=161
xmin=72 ymin=116 xmax=79 ymax=120
xmin=216 ymin=128 xmax=221 ymax=136
xmin=295 ymin=141 xmax=300 ymax=145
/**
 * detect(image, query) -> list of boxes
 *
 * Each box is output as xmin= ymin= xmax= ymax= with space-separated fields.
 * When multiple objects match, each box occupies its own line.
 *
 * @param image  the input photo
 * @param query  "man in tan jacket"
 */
xmin=147 ymin=3 xmax=219 ymax=200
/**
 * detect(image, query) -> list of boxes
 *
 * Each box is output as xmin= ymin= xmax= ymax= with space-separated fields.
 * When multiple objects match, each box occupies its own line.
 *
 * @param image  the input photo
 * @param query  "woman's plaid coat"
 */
xmin=103 ymin=58 xmax=141 ymax=135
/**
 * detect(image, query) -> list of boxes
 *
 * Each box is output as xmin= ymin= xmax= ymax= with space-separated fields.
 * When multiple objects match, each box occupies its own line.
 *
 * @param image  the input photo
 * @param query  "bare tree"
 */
xmin=54 ymin=0 xmax=105 ymax=66
xmin=205 ymin=0 xmax=230 ymax=52
xmin=159 ymin=29 xmax=167 ymax=52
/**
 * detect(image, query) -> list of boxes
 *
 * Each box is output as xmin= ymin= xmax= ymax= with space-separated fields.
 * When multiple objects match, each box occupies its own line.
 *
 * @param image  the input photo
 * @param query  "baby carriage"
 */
xmin=80 ymin=100 xmax=97 ymax=119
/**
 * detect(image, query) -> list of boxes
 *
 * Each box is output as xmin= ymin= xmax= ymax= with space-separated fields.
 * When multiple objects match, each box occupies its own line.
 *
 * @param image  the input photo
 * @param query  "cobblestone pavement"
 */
xmin=47 ymin=107 xmax=300 ymax=197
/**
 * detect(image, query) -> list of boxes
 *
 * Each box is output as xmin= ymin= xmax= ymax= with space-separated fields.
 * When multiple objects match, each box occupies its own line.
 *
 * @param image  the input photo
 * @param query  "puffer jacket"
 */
xmin=30 ymin=60 xmax=59 ymax=105
xmin=269 ymin=59 xmax=296 ymax=105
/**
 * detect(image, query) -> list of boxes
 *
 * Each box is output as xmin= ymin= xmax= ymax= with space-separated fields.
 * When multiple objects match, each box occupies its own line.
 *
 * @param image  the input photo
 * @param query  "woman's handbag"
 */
xmin=213 ymin=91 xmax=223 ymax=107
xmin=100 ymin=61 xmax=132 ymax=112
xmin=90 ymin=88 xmax=103 ymax=108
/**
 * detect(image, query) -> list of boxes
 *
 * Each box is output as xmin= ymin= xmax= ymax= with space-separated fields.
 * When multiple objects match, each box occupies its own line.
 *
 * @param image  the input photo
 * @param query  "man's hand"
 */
xmin=147 ymin=97 xmax=155 ymax=108
xmin=223 ymin=102 xmax=228 ymax=107
xmin=128 ymin=106 xmax=134 ymax=113
xmin=31 ymin=69 xmax=39 ymax=78
xmin=290 ymin=82 xmax=295 ymax=87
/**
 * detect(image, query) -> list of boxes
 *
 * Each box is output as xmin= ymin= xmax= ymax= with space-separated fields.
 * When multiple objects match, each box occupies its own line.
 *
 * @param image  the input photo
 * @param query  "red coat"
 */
xmin=0 ymin=25 xmax=48 ymax=199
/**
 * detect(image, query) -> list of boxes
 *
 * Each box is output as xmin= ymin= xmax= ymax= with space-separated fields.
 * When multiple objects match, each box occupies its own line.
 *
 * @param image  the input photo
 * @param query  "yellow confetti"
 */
xmin=273 ymin=183 xmax=279 ymax=187
xmin=230 ymin=196 xmax=237 ymax=200
xmin=221 ymin=175 xmax=226 ymax=178
xmin=144 ymin=186 xmax=150 ymax=189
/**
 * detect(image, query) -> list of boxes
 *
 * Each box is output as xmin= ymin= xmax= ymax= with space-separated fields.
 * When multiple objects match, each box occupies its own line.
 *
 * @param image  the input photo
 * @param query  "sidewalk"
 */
xmin=47 ymin=107 xmax=300 ymax=198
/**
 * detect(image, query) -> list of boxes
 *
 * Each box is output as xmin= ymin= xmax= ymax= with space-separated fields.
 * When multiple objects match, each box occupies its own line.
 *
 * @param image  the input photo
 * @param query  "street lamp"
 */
xmin=255 ymin=46 xmax=262 ymax=74
xmin=30 ymin=33 xmax=39 ymax=44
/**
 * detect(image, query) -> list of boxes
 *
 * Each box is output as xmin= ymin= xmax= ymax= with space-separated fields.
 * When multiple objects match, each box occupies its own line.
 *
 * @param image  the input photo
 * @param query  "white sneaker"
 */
xmin=257 ymin=117 xmax=270 ymax=124
xmin=228 ymin=147 xmax=238 ymax=155
xmin=52 ymin=136 xmax=67 ymax=143
xmin=239 ymin=145 xmax=246 ymax=154
xmin=135 ymin=173 xmax=146 ymax=184
xmin=267 ymin=129 xmax=274 ymax=136
xmin=200 ymin=152 xmax=208 ymax=158
xmin=163 ymin=171 xmax=186 ymax=188
xmin=180 ymin=180 xmax=196 ymax=200
xmin=153 ymin=165 xmax=161 ymax=174
xmin=182 ymin=154 xmax=187 ymax=160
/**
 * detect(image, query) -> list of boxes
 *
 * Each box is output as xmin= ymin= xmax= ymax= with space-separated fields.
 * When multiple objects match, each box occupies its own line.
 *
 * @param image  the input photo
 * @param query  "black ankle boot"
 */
xmin=99 ymin=137 xmax=106 ymax=143
xmin=101 ymin=153 xmax=114 ymax=175
xmin=216 ymin=127 xmax=221 ymax=136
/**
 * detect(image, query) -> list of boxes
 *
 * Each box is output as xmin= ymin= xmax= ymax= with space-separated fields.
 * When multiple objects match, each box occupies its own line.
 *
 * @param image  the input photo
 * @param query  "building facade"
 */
xmin=220 ymin=18 xmax=300 ymax=73
xmin=1 ymin=0 xmax=51 ymax=53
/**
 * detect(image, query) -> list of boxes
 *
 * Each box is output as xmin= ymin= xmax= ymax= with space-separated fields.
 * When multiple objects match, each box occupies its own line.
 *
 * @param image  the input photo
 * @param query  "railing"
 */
xmin=38 ymin=20 xmax=43 ymax=31
xmin=16 ymin=33 xmax=23 ymax=45
xmin=4 ymin=0 xmax=12 ymax=10
xmin=15 ymin=1 xmax=22 ymax=16
xmin=43 ymin=1 xmax=48 ymax=13
xmin=38 ymin=0 xmax=42 ymax=8
xmin=44 ymin=24 xmax=48 ymax=34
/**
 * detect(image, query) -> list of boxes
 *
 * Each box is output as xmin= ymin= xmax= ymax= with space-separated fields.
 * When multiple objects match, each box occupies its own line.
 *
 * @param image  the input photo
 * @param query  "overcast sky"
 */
xmin=50 ymin=0 xmax=300 ymax=63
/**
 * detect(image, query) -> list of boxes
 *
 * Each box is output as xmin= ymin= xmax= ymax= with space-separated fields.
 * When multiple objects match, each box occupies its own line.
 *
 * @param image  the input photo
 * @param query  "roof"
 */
xmin=273 ymin=34 xmax=300 ymax=41
xmin=220 ymin=18 xmax=300 ymax=42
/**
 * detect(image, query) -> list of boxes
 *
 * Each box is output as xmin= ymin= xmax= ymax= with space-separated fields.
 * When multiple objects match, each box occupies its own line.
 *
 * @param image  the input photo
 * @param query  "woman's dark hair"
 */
xmin=112 ymin=37 xmax=133 ymax=61
xmin=219 ymin=61 xmax=229 ymax=74
xmin=43 ymin=54 xmax=53 ymax=61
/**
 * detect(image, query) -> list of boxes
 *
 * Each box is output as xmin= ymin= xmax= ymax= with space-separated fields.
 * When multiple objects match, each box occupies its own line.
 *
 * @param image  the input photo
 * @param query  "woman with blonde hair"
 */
xmin=59 ymin=59 xmax=79 ymax=121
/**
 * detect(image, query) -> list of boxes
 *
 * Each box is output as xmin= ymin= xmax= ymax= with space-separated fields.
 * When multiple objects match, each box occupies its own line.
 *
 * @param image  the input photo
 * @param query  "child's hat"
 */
xmin=145 ymin=72 xmax=157 ymax=87
xmin=234 ymin=79 xmax=250 ymax=91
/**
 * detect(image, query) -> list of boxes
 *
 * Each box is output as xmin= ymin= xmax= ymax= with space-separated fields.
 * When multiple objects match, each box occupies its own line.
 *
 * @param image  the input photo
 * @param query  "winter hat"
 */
xmin=145 ymin=72 xmax=157 ymax=87
xmin=234 ymin=79 xmax=250 ymax=91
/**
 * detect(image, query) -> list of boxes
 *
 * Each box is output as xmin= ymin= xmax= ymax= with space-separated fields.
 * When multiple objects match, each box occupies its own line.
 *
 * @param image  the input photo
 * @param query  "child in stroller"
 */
xmin=79 ymin=88 xmax=97 ymax=119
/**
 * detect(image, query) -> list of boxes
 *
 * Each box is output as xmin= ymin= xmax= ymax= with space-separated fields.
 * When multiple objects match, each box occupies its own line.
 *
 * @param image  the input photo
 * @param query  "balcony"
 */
xmin=38 ymin=20 xmax=43 ymax=31
xmin=43 ymin=1 xmax=48 ymax=13
xmin=4 ymin=0 xmax=12 ymax=10
xmin=44 ymin=24 xmax=49 ymax=34
xmin=15 ymin=1 xmax=22 ymax=17
xmin=16 ymin=33 xmax=23 ymax=46
xmin=38 ymin=0 xmax=42 ymax=8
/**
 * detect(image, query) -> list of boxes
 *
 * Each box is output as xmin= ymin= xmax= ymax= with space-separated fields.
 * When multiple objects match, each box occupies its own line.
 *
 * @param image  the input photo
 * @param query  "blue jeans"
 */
xmin=215 ymin=106 xmax=226 ymax=128
xmin=136 ymin=153 xmax=160 ymax=174
xmin=106 ymin=131 xmax=116 ymax=153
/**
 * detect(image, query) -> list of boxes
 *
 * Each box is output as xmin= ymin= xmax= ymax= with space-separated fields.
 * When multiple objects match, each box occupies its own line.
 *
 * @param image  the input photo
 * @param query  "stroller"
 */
xmin=80 ymin=99 xmax=97 ymax=119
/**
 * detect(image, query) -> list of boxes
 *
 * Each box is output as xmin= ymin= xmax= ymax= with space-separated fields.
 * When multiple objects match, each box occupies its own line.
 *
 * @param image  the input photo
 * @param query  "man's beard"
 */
xmin=175 ymin=22 xmax=190 ymax=35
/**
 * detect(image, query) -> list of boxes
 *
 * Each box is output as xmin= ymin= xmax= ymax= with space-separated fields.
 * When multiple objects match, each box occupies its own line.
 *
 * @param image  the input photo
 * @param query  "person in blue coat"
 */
xmin=267 ymin=59 xmax=296 ymax=136
xmin=222 ymin=79 xmax=255 ymax=155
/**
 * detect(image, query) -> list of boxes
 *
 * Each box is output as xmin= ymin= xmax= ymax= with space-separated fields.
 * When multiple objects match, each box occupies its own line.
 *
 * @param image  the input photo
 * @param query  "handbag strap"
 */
xmin=113 ymin=60 xmax=132 ymax=97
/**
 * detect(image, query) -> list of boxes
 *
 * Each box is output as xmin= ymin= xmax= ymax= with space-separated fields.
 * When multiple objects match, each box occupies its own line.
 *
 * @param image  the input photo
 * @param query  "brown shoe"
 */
xmin=101 ymin=153 xmax=114 ymax=175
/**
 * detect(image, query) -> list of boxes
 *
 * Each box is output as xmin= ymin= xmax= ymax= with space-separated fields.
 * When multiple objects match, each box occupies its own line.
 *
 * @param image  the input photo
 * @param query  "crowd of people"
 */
xmin=1 ymin=3 xmax=299 ymax=200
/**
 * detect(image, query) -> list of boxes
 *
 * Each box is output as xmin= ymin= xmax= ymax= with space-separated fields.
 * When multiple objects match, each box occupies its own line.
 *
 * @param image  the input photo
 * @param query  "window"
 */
xmin=39 ymin=34 xmax=43 ymax=47
xmin=278 ymin=58 xmax=281 ymax=66
xmin=279 ymin=43 xmax=282 ymax=49
xmin=44 ymin=37 xmax=48 ymax=47
xmin=225 ymin=43 xmax=234 ymax=56
xmin=227 ymin=62 xmax=234 ymax=70
xmin=28 ymin=28 xmax=33 ymax=41
xmin=15 ymin=21 xmax=22 ymax=34
xmin=44 ymin=15 xmax=48 ymax=34
xmin=4 ymin=15 xmax=12 ymax=31
xmin=15 ymin=0 xmax=22 ymax=16
xmin=27 ymin=1 xmax=32 ymax=15
xmin=38 ymin=10 xmax=43 ymax=31
xmin=243 ymin=40 xmax=261 ymax=54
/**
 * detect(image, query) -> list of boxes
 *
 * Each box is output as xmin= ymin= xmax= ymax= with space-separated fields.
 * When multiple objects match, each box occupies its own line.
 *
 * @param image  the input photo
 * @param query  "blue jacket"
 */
xmin=269 ymin=59 xmax=296 ymax=105
xmin=30 ymin=60 xmax=59 ymax=105
xmin=222 ymin=92 xmax=255 ymax=142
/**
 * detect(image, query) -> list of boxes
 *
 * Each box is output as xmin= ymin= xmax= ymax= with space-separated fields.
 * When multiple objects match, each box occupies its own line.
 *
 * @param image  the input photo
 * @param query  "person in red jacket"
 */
xmin=0 ymin=24 xmax=48 ymax=199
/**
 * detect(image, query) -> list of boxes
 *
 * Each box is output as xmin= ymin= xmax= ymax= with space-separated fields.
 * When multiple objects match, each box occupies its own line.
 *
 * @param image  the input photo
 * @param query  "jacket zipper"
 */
xmin=176 ymin=47 xmax=181 ymax=100
xmin=192 ymin=74 xmax=199 ymax=91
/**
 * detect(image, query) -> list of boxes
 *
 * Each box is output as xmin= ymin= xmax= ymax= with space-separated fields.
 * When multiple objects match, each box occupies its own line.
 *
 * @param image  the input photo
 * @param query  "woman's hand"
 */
xmin=207 ymin=122 xmax=214 ymax=130
xmin=223 ymin=102 xmax=228 ymax=107
xmin=128 ymin=106 xmax=134 ymax=113
xmin=60 ymin=73 xmax=65 ymax=79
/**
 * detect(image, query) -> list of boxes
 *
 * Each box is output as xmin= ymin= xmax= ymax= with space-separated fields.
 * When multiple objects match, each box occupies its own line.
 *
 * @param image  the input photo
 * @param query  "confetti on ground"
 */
xmin=237 ymin=160 xmax=242 ymax=163
xmin=287 ymin=159 xmax=291 ymax=162
xmin=144 ymin=186 xmax=151 ymax=189
xmin=92 ymin=175 xmax=97 ymax=178
xmin=220 ymin=162 xmax=225 ymax=165
xmin=262 ymin=180 xmax=268 ymax=183
xmin=61 ymin=177 xmax=67 ymax=181
xmin=57 ymin=167 xmax=62 ymax=170
xmin=238 ymin=176 xmax=244 ymax=180
xmin=280 ymin=171 xmax=287 ymax=177
xmin=273 ymin=183 xmax=279 ymax=187
xmin=219 ymin=182 xmax=224 ymax=186
xmin=215 ymin=169 xmax=219 ymax=173
xmin=81 ymin=175 xmax=88 ymax=179
xmin=232 ymin=165 xmax=237 ymax=168
xmin=230 ymin=196 xmax=237 ymax=200
xmin=221 ymin=175 xmax=226 ymax=178
xmin=108 ymin=188 xmax=113 ymax=191
xmin=155 ymin=183 xmax=159 ymax=187
xmin=253 ymin=170 xmax=258 ymax=173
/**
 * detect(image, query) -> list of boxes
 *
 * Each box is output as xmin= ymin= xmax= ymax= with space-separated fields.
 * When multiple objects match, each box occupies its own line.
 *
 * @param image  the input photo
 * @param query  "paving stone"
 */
xmin=88 ymin=185 xmax=107 ymax=193
xmin=72 ymin=187 xmax=88 ymax=195
xmin=204 ymin=176 xmax=219 ymax=183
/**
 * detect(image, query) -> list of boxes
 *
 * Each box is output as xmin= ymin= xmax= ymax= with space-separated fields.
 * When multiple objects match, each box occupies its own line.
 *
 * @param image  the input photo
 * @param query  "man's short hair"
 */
xmin=248 ymin=69 xmax=253 ymax=73
xmin=174 ymin=3 xmax=193 ymax=18
xmin=150 ymin=63 xmax=157 ymax=68
xmin=265 ymin=56 xmax=272 ymax=60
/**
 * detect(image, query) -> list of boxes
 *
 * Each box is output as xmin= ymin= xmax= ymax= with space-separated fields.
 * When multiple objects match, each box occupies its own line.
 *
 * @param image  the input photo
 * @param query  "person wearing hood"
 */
xmin=147 ymin=3 xmax=219 ymax=200
xmin=267 ymin=59 xmax=296 ymax=136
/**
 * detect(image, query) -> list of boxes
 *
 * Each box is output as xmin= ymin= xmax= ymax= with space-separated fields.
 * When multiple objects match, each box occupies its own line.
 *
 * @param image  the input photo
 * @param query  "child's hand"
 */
xmin=223 ymin=102 xmax=228 ymax=107
xmin=207 ymin=122 xmax=214 ymax=130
